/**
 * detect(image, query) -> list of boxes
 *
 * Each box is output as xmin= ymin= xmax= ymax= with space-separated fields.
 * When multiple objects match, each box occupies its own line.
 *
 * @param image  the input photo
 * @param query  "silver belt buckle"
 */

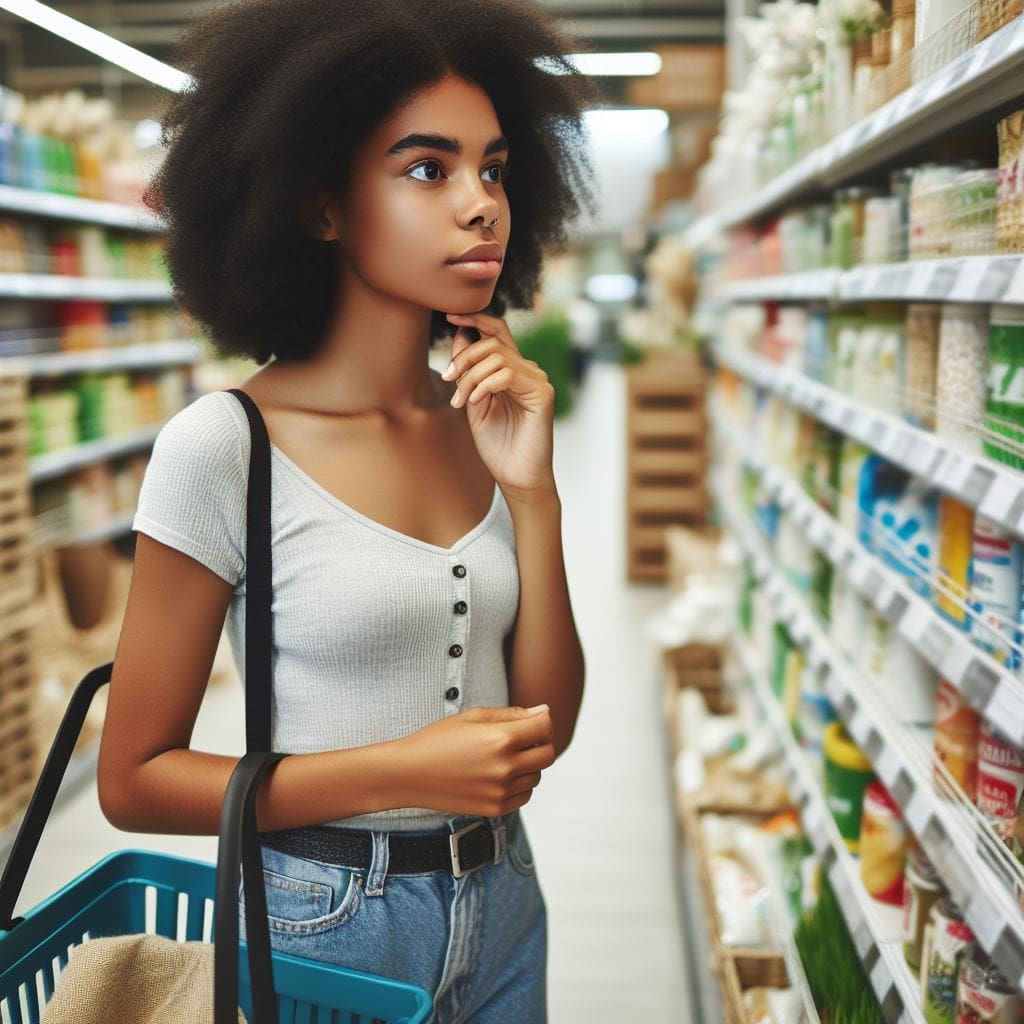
xmin=449 ymin=820 xmax=488 ymax=878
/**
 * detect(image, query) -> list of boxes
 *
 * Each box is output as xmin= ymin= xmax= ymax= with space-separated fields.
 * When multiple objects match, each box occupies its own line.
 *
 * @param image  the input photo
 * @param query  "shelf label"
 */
xmin=904 ymin=788 xmax=932 ymax=835
xmin=1005 ymin=260 xmax=1024 ymax=306
xmin=978 ymin=473 xmax=1024 ymax=526
xmin=875 ymin=745 xmax=901 ymax=788
xmin=965 ymin=892 xmax=1004 ymax=955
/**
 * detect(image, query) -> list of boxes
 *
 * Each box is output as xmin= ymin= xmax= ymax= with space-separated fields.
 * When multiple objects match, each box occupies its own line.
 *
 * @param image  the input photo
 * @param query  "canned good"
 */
xmin=977 ymin=722 xmax=1024 ymax=848
xmin=859 ymin=782 xmax=909 ymax=904
xmin=955 ymin=943 xmax=1023 ymax=1023
xmin=934 ymin=679 xmax=980 ymax=800
xmin=903 ymin=847 xmax=945 ymax=971
xmin=923 ymin=896 xmax=976 ymax=1024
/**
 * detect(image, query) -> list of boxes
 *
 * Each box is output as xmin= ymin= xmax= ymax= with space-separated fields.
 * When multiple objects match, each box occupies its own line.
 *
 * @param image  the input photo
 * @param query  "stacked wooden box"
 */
xmin=0 ymin=367 xmax=42 ymax=833
xmin=626 ymin=348 xmax=709 ymax=583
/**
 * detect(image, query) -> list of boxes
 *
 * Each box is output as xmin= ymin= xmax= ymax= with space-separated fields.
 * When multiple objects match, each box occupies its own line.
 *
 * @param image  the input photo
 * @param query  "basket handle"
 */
xmin=0 ymin=660 xmax=113 ymax=931
xmin=215 ymin=750 xmax=288 ymax=1024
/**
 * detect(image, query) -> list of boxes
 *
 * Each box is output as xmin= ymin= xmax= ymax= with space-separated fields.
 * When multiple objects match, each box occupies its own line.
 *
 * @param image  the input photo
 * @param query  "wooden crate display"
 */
xmin=679 ymin=797 xmax=792 ymax=1024
xmin=626 ymin=349 xmax=708 ymax=583
xmin=0 ymin=604 xmax=42 ymax=833
xmin=0 ymin=369 xmax=32 ymax=617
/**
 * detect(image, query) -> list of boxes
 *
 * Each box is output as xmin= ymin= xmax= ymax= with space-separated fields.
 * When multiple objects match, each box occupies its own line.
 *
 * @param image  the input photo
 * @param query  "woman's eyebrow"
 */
xmin=386 ymin=133 xmax=509 ymax=158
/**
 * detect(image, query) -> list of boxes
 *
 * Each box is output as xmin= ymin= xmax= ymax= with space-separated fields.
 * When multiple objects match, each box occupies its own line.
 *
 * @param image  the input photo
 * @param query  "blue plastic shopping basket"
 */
xmin=0 ymin=664 xmax=433 ymax=1024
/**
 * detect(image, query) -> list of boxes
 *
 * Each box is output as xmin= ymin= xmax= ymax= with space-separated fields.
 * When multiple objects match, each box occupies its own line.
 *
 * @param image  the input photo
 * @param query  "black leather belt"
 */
xmin=258 ymin=814 xmax=518 ymax=878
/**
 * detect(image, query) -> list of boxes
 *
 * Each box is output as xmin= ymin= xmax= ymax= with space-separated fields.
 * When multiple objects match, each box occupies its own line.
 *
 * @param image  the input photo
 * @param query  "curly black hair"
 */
xmin=144 ymin=0 xmax=601 ymax=365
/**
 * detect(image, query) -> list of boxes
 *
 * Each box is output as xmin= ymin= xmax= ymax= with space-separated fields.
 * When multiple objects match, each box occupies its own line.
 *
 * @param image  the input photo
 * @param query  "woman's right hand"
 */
xmin=392 ymin=705 xmax=556 ymax=817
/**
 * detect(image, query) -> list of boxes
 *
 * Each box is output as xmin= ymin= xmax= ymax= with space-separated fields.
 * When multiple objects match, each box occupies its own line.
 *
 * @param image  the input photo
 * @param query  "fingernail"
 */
xmin=526 ymin=704 xmax=548 ymax=713
xmin=442 ymin=361 xmax=455 ymax=380
xmin=450 ymin=391 xmax=460 ymax=407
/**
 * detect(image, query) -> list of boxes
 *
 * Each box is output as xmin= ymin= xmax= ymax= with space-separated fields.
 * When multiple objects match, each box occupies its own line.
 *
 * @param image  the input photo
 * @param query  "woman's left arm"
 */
xmin=443 ymin=311 xmax=586 ymax=757
xmin=502 ymin=487 xmax=585 ymax=757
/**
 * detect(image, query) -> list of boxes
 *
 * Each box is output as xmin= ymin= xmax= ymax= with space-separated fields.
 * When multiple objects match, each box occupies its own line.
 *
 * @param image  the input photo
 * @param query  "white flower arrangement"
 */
xmin=820 ymin=0 xmax=886 ymax=44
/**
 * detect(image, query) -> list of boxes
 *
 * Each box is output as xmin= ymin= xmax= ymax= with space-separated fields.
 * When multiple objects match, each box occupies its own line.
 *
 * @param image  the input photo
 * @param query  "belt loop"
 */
xmin=364 ymin=830 xmax=390 ymax=897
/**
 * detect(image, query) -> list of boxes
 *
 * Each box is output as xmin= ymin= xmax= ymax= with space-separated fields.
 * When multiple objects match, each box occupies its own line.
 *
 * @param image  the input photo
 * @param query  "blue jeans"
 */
xmin=239 ymin=811 xmax=547 ymax=1023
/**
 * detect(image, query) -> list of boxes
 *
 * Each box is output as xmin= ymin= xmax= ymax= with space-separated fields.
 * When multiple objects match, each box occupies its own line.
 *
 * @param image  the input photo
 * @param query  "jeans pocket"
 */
xmin=506 ymin=821 xmax=536 ymax=877
xmin=239 ymin=847 xmax=362 ymax=935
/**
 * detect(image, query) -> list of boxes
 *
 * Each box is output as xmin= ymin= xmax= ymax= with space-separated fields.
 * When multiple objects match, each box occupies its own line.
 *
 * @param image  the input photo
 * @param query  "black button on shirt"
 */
xmin=446 ymin=686 xmax=460 ymax=701
xmin=454 ymin=601 xmax=468 ymax=615
xmin=452 ymin=564 xmax=467 ymax=578
xmin=448 ymin=644 xmax=463 ymax=658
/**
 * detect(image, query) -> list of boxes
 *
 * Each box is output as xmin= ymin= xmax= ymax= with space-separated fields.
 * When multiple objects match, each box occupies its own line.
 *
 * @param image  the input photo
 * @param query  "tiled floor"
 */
xmin=8 ymin=358 xmax=693 ymax=1022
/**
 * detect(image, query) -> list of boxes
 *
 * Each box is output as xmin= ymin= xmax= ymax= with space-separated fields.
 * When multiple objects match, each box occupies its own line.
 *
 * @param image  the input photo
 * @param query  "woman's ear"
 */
xmin=306 ymin=193 xmax=343 ymax=245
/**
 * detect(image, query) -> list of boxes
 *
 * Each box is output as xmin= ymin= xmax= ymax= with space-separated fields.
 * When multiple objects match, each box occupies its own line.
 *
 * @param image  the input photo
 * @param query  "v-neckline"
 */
xmin=268 ymin=439 xmax=502 ymax=555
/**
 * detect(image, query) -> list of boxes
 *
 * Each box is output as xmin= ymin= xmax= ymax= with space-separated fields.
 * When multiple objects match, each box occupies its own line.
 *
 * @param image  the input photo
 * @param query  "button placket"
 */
xmin=445 ymin=558 xmax=470 ymax=715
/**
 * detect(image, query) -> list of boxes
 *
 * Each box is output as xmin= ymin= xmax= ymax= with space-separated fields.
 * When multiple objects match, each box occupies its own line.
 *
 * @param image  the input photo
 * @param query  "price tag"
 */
xmin=880 ymin=428 xmax=912 ymax=464
xmin=884 ymin=264 xmax=909 ymax=296
xmin=978 ymin=473 xmax=1024 ymax=526
xmin=938 ymin=645 xmax=975 ymax=693
xmin=848 ymin=707 xmax=871 ymax=746
xmin=984 ymin=680 xmax=1024 ymax=749
xmin=907 ymin=436 xmax=940 ymax=477
xmin=965 ymin=892 xmax=1004 ymax=954
xmin=869 ymin=957 xmax=892 ymax=1003
xmin=919 ymin=620 xmax=952 ymax=667
xmin=908 ymin=262 xmax=933 ymax=297
xmin=823 ymin=671 xmax=845 ymax=708
xmin=928 ymin=260 xmax=961 ymax=299
xmin=904 ymin=788 xmax=931 ymax=835
xmin=866 ymin=418 xmax=888 ymax=450
xmin=951 ymin=257 xmax=991 ymax=301
xmin=1004 ymin=259 xmax=1024 ymax=306
xmin=875 ymin=745 xmax=901 ymax=788
xmin=849 ymin=556 xmax=874 ymax=592
xmin=938 ymin=451 xmax=975 ymax=497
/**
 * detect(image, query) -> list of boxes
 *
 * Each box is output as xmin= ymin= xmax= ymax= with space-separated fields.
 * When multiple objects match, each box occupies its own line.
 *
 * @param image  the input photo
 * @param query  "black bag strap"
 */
xmin=0 ymin=387 xmax=287 ymax=1024
xmin=225 ymin=388 xmax=274 ymax=754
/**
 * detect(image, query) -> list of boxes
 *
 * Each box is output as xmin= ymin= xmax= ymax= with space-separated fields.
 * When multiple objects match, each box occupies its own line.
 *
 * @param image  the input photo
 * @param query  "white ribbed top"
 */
xmin=131 ymin=390 xmax=520 ymax=831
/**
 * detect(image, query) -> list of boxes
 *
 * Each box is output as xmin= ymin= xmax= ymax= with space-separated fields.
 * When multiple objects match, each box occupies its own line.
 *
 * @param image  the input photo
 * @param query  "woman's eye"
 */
xmin=409 ymin=160 xmax=443 ymax=182
xmin=407 ymin=161 xmax=509 ymax=184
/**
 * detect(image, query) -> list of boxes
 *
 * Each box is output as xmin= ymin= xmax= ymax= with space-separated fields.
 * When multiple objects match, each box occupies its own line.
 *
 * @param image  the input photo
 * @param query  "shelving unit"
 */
xmin=685 ymin=14 xmax=1024 ymax=246
xmin=712 ymin=478 xmax=1024 ymax=993
xmin=0 ymin=183 xmax=165 ymax=232
xmin=0 ymin=274 xmax=172 ymax=303
xmin=713 ymin=255 xmax=1024 ymax=307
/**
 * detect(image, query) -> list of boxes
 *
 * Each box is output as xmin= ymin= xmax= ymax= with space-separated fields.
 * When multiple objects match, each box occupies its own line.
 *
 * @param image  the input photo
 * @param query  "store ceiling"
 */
xmin=0 ymin=0 xmax=725 ymax=119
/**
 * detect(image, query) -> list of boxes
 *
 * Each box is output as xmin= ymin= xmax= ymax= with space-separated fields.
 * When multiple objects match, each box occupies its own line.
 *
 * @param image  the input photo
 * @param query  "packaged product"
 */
xmin=922 ymin=896 xmax=975 ymax=1024
xmin=904 ymin=303 xmax=941 ymax=429
xmin=996 ymin=110 xmax=1023 ymax=254
xmin=859 ymin=782 xmax=909 ymax=904
xmin=984 ymin=305 xmax=1024 ymax=471
xmin=976 ymin=722 xmax=1024 ymax=849
xmin=902 ymin=846 xmax=945 ymax=971
xmin=968 ymin=517 xmax=1023 ymax=668
xmin=955 ymin=943 xmax=1023 ymax=1023
xmin=933 ymin=679 xmax=980 ymax=800
xmin=935 ymin=303 xmax=990 ymax=455
xmin=823 ymin=722 xmax=875 ymax=852
xmin=936 ymin=496 xmax=974 ymax=630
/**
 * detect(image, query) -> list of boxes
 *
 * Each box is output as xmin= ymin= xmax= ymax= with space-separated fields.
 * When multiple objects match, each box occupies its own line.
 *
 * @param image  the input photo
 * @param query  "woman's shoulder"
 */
xmin=151 ymin=389 xmax=250 ymax=477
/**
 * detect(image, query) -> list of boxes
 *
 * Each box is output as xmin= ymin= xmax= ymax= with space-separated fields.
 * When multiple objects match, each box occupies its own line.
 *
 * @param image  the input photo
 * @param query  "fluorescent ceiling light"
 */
xmin=0 ymin=0 xmax=192 ymax=92
xmin=537 ymin=52 xmax=662 ymax=76
xmin=583 ymin=107 xmax=670 ymax=140
xmin=584 ymin=274 xmax=637 ymax=304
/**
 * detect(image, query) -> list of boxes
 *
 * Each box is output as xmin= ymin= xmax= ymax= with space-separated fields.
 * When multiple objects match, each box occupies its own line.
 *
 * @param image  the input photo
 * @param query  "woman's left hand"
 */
xmin=443 ymin=311 xmax=555 ymax=499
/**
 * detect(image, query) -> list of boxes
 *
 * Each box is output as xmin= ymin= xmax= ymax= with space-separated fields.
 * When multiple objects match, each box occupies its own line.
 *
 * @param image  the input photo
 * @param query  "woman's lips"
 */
xmin=446 ymin=259 xmax=502 ymax=279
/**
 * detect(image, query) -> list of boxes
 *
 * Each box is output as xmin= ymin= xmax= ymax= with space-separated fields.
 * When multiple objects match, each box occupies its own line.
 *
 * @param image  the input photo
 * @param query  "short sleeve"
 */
xmin=132 ymin=391 xmax=248 ymax=587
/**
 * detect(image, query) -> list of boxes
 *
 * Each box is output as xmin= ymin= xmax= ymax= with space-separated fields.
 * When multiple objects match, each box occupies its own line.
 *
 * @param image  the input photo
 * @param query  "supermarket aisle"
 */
xmin=11 ymin=359 xmax=690 ymax=1022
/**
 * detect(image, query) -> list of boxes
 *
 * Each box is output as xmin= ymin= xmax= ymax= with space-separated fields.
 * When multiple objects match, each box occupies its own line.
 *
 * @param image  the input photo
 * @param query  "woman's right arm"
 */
xmin=98 ymin=533 xmax=554 ymax=835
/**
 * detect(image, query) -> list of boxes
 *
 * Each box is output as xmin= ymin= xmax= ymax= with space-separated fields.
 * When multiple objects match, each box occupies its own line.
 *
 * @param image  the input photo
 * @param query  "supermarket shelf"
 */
xmin=4 ymin=340 xmax=203 ymax=378
xmin=0 ymin=274 xmax=173 ymax=303
xmin=30 ymin=424 xmax=162 ymax=483
xmin=714 ymin=482 xmax=1024 ymax=995
xmin=713 ymin=343 xmax=1024 ymax=542
xmin=716 ymin=269 xmax=840 ymax=304
xmin=732 ymin=636 xmax=923 ymax=1024
xmin=33 ymin=510 xmax=136 ymax=548
xmin=683 ymin=15 xmax=1024 ymax=243
xmin=0 ymin=184 xmax=165 ymax=233
xmin=711 ymin=397 xmax=1024 ymax=747
xmin=713 ymin=255 xmax=1024 ymax=306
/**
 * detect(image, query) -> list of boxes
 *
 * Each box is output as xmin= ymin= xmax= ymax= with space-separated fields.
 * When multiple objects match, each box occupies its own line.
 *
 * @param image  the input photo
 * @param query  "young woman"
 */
xmin=98 ymin=0 xmax=597 ymax=1019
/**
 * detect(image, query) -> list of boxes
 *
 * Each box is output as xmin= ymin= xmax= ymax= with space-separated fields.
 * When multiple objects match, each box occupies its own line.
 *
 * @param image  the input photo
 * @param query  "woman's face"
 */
xmin=333 ymin=74 xmax=512 ymax=317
